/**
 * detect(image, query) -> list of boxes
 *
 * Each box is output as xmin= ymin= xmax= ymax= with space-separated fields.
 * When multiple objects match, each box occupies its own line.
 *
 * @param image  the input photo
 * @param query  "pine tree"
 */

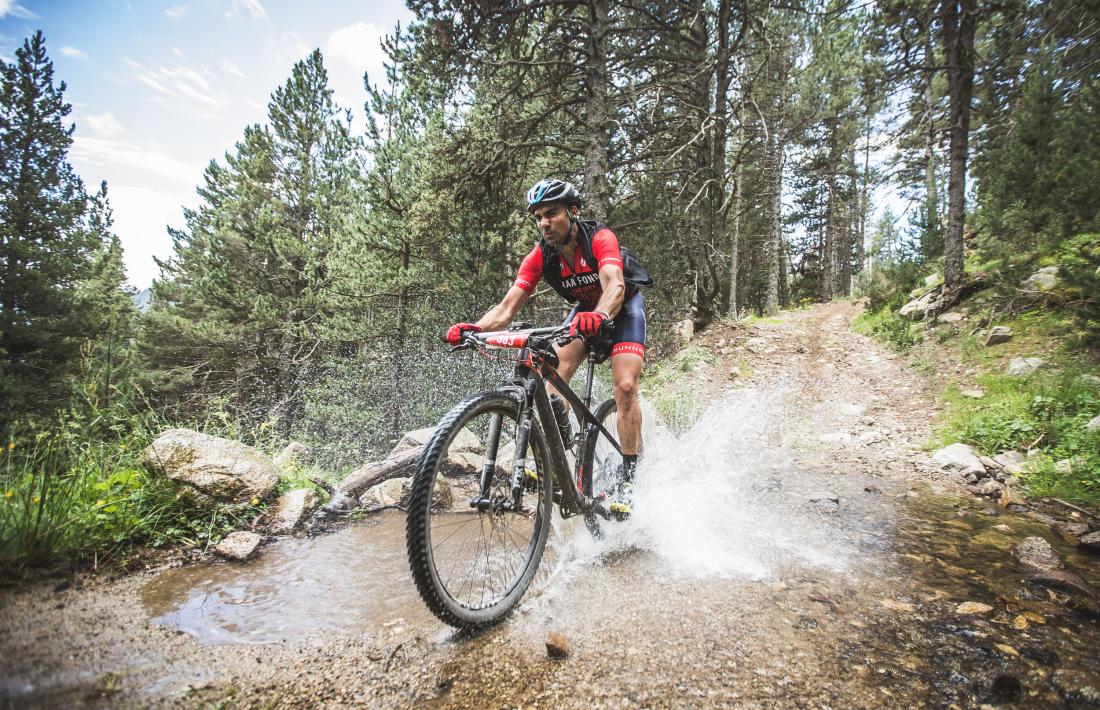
xmin=142 ymin=50 xmax=363 ymax=430
xmin=0 ymin=31 xmax=94 ymax=425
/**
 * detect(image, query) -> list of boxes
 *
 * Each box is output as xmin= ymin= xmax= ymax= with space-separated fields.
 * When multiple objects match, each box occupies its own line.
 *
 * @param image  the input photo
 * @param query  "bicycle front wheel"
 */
xmin=406 ymin=390 xmax=553 ymax=629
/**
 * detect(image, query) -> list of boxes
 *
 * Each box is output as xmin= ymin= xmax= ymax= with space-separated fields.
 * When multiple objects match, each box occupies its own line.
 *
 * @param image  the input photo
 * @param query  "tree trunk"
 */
xmin=727 ymin=57 xmax=745 ymax=320
xmin=923 ymin=28 xmax=941 ymax=259
xmin=941 ymin=0 xmax=976 ymax=302
xmin=764 ymin=51 xmax=787 ymax=316
xmin=582 ymin=0 xmax=611 ymax=222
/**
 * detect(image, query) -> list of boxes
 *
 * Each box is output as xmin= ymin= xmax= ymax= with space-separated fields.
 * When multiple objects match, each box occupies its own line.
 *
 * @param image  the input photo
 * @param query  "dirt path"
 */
xmin=2 ymin=303 xmax=1098 ymax=708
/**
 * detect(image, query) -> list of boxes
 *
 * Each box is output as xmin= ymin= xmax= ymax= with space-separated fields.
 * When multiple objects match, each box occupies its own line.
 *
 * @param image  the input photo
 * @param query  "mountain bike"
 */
xmin=405 ymin=323 xmax=625 ymax=629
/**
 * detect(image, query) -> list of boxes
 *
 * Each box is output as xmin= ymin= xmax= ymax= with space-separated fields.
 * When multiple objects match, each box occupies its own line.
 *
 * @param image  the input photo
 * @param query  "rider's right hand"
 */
xmin=445 ymin=322 xmax=482 ymax=345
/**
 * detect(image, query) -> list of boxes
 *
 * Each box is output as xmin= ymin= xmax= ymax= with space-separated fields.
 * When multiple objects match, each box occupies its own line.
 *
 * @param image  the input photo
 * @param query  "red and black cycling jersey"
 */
xmin=513 ymin=225 xmax=624 ymax=306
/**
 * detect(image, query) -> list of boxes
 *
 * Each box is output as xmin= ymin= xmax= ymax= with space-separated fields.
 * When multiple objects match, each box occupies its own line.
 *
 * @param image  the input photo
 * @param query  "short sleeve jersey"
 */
xmin=513 ymin=227 xmax=624 ymax=306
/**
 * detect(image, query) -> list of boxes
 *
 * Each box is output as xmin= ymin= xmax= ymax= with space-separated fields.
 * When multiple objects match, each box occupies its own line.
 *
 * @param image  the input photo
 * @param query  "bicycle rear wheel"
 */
xmin=406 ymin=390 xmax=553 ymax=629
xmin=581 ymin=398 xmax=622 ymax=499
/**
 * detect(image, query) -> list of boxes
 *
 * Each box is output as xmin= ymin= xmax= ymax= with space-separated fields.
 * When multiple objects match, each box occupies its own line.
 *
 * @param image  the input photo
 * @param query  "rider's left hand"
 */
xmin=569 ymin=310 xmax=607 ymax=337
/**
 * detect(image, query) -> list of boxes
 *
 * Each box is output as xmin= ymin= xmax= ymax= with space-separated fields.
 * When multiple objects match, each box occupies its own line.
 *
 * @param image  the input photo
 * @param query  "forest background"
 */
xmin=1 ymin=0 xmax=1097 ymax=570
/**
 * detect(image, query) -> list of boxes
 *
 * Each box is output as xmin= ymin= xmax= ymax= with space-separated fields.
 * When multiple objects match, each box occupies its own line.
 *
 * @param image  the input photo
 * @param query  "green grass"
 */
xmin=853 ymin=305 xmax=922 ymax=351
xmin=932 ymin=369 xmax=1100 ymax=504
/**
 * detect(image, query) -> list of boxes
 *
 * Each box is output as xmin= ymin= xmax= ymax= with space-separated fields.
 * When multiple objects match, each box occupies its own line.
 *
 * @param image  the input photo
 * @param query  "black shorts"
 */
xmin=564 ymin=291 xmax=646 ymax=359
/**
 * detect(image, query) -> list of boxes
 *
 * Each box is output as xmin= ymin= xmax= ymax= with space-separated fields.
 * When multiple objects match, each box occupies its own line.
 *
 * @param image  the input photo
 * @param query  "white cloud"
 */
xmin=165 ymin=4 xmax=189 ymax=19
xmin=60 ymin=46 xmax=88 ymax=61
xmin=0 ymin=1 xmax=37 ymax=19
xmin=220 ymin=59 xmax=245 ymax=79
xmin=108 ymin=185 xmax=190 ymax=288
xmin=326 ymin=22 xmax=387 ymax=77
xmin=326 ymin=22 xmax=390 ymax=113
xmin=82 ymin=112 xmax=125 ymax=139
xmin=72 ymin=136 xmax=203 ymax=187
xmin=124 ymin=58 xmax=222 ymax=109
xmin=230 ymin=0 xmax=267 ymax=20
xmin=171 ymin=46 xmax=186 ymax=59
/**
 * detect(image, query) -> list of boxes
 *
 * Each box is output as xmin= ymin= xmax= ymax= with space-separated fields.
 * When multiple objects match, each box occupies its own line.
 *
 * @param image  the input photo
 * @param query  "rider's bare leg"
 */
xmin=547 ymin=338 xmax=587 ymax=405
xmin=610 ymin=353 xmax=643 ymax=456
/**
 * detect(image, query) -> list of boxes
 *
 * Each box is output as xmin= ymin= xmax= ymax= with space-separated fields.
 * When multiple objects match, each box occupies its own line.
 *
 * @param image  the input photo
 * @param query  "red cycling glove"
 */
xmin=569 ymin=310 xmax=607 ymax=337
xmin=445 ymin=322 xmax=481 ymax=345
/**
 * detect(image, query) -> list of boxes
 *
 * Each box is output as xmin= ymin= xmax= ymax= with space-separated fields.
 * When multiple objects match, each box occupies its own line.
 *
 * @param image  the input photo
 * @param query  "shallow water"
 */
xmin=141 ymin=511 xmax=435 ymax=644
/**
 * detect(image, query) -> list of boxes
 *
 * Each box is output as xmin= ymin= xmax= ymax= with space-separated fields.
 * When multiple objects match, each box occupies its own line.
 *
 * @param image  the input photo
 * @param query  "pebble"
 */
xmin=955 ymin=601 xmax=994 ymax=616
xmin=545 ymin=631 xmax=570 ymax=659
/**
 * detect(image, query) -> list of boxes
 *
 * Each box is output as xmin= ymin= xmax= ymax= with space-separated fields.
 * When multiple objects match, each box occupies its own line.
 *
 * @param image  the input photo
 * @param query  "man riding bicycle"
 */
xmin=445 ymin=179 xmax=645 ymax=506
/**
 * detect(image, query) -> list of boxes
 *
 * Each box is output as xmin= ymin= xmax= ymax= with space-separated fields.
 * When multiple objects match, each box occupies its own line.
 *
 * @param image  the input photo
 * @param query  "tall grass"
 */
xmin=0 ymin=350 xmax=272 ymax=575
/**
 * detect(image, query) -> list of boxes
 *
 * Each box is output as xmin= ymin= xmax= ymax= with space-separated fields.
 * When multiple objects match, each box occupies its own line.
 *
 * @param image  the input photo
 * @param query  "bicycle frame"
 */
xmin=464 ymin=326 xmax=621 ymax=519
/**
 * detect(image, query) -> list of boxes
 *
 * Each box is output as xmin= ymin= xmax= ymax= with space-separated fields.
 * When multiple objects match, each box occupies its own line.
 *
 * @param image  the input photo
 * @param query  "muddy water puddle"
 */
xmin=142 ymin=511 xmax=435 ymax=644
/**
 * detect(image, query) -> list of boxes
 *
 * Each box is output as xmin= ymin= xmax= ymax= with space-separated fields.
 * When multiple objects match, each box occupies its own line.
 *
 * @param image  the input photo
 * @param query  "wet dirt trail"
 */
xmin=2 ymin=302 xmax=1098 ymax=708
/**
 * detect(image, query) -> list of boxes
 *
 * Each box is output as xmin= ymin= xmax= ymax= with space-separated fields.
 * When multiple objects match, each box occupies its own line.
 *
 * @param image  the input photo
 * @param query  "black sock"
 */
xmin=622 ymin=454 xmax=639 ymax=482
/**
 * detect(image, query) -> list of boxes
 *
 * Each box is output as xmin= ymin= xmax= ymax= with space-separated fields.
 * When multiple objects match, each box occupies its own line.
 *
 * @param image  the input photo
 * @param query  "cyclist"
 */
xmin=445 ymin=179 xmax=645 ymax=506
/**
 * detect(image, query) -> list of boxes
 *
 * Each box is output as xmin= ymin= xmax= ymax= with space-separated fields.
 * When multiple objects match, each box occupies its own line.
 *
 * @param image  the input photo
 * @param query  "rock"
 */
xmin=976 ymin=479 xmax=1004 ymax=497
xmin=961 ymin=388 xmax=986 ymax=399
xmin=390 ymin=426 xmax=480 ymax=458
xmin=1079 ymin=531 xmax=1100 ymax=553
xmin=937 ymin=311 xmax=964 ymax=324
xmin=1006 ymin=357 xmax=1045 ymax=376
xmin=545 ymin=631 xmax=570 ymax=659
xmin=1051 ymin=670 xmax=1100 ymax=706
xmin=1058 ymin=521 xmax=1091 ymax=538
xmin=1055 ymin=457 xmax=1086 ymax=474
xmin=984 ymin=325 xmax=1013 ymax=346
xmin=267 ymin=488 xmax=319 ymax=534
xmin=273 ymin=442 xmax=307 ymax=470
xmin=993 ymin=524 xmax=1012 ymax=533
xmin=1011 ymin=536 xmax=1063 ymax=572
xmin=360 ymin=477 xmax=411 ymax=510
xmin=214 ymin=531 xmax=263 ymax=561
xmin=359 ymin=476 xmax=451 ymax=512
xmin=932 ymin=443 xmax=986 ymax=478
xmin=899 ymin=290 xmax=939 ymax=320
xmin=881 ymin=599 xmax=914 ymax=612
xmin=442 ymin=450 xmax=483 ymax=477
xmin=955 ymin=601 xmax=993 ymax=616
xmin=1077 ymin=374 xmax=1100 ymax=388
xmin=1020 ymin=267 xmax=1058 ymax=291
xmin=924 ymin=273 xmax=942 ymax=287
xmin=141 ymin=428 xmax=279 ymax=503
xmin=979 ymin=455 xmax=1002 ymax=471
xmin=992 ymin=451 xmax=1028 ymax=475
xmin=1027 ymin=569 xmax=1097 ymax=599
xmin=1086 ymin=415 xmax=1100 ymax=431
xmin=673 ymin=318 xmax=694 ymax=344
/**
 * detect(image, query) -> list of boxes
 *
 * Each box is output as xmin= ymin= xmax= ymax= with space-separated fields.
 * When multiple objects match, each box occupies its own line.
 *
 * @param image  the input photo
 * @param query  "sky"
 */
xmin=0 ymin=0 xmax=415 ymax=288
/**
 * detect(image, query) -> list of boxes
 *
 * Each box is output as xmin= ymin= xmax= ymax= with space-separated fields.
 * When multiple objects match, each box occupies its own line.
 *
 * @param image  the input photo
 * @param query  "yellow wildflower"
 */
xmin=96 ymin=499 xmax=106 ymax=507
xmin=33 ymin=495 xmax=40 ymax=504
xmin=7 ymin=441 xmax=13 ymax=451
xmin=3 ymin=491 xmax=13 ymax=498
xmin=250 ymin=497 xmax=260 ymax=506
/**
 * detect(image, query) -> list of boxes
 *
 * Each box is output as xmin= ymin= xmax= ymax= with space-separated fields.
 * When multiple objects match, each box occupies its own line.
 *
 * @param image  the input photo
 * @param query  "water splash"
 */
xmin=544 ymin=384 xmax=859 ymax=587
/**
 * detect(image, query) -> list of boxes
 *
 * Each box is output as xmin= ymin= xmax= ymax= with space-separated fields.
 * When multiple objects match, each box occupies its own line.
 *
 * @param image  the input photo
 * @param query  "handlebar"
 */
xmin=449 ymin=323 xmax=604 ymax=354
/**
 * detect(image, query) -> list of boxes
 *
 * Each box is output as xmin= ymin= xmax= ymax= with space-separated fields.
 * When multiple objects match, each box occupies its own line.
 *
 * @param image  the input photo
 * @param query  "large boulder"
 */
xmin=899 ymin=290 xmax=939 ymax=320
xmin=141 ymin=428 xmax=279 ymax=503
xmin=267 ymin=488 xmax=319 ymax=534
xmin=1006 ymin=357 xmax=1045 ymax=376
xmin=932 ymin=443 xmax=986 ymax=479
xmin=273 ymin=442 xmax=308 ymax=470
xmin=992 ymin=450 xmax=1029 ymax=475
xmin=1087 ymin=415 xmax=1100 ymax=431
xmin=388 ymin=426 xmax=481 ymax=458
xmin=673 ymin=318 xmax=694 ymax=344
xmin=359 ymin=476 xmax=452 ymax=511
xmin=1020 ymin=266 xmax=1058 ymax=291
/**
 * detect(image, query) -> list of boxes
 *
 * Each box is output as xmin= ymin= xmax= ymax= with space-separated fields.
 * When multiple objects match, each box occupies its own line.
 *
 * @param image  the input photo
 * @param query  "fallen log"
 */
xmin=337 ymin=447 xmax=422 ymax=500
